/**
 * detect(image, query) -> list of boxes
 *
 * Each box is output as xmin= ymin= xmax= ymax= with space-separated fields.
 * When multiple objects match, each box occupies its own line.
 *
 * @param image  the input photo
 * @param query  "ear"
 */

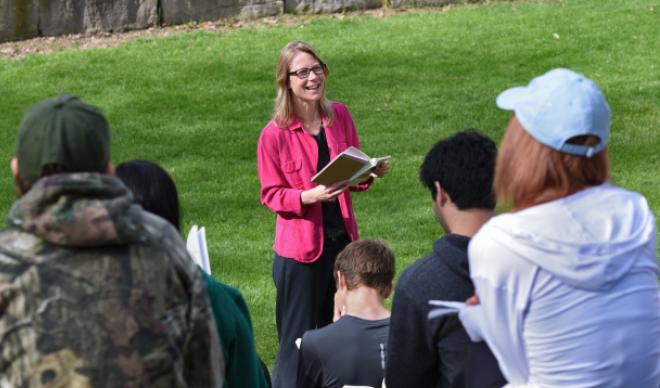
xmin=105 ymin=162 xmax=115 ymax=176
xmin=10 ymin=157 xmax=29 ymax=196
xmin=383 ymin=284 xmax=393 ymax=299
xmin=336 ymin=270 xmax=347 ymax=290
xmin=434 ymin=181 xmax=448 ymax=207
xmin=10 ymin=157 xmax=19 ymax=179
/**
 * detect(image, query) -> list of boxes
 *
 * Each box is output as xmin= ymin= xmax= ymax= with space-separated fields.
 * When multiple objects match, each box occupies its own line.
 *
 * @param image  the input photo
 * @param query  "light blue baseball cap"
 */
xmin=496 ymin=68 xmax=611 ymax=157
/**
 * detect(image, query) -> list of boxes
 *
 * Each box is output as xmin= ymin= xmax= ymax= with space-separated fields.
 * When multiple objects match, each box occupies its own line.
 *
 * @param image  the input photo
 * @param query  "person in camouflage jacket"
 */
xmin=0 ymin=95 xmax=224 ymax=387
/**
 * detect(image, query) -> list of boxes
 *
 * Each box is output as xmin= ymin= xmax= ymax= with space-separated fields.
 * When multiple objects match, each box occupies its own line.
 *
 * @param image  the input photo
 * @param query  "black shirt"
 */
xmin=313 ymin=127 xmax=346 ymax=239
xmin=297 ymin=315 xmax=390 ymax=388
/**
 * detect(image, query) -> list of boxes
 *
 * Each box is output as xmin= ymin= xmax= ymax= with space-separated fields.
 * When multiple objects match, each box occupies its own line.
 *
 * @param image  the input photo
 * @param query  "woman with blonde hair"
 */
xmin=257 ymin=41 xmax=389 ymax=388
xmin=461 ymin=68 xmax=660 ymax=387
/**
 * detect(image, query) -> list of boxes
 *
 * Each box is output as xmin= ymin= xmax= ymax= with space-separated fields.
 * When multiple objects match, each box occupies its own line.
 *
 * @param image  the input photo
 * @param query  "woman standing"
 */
xmin=257 ymin=41 xmax=389 ymax=388
xmin=461 ymin=68 xmax=660 ymax=387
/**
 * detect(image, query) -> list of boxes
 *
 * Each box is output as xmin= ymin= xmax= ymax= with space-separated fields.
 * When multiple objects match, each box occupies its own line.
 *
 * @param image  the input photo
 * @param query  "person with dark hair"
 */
xmin=297 ymin=240 xmax=394 ymax=388
xmin=0 ymin=95 xmax=223 ymax=387
xmin=116 ymin=160 xmax=270 ymax=388
xmin=116 ymin=160 xmax=181 ymax=228
xmin=461 ymin=68 xmax=659 ymax=387
xmin=386 ymin=130 xmax=505 ymax=388
xmin=257 ymin=40 xmax=390 ymax=388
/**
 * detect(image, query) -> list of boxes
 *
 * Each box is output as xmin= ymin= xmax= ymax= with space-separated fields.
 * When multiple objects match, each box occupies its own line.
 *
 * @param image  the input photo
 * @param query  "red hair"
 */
xmin=494 ymin=116 xmax=610 ymax=210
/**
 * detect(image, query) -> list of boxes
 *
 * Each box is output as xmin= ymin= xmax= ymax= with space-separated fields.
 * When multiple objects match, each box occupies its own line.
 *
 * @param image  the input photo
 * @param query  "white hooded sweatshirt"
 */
xmin=460 ymin=184 xmax=660 ymax=388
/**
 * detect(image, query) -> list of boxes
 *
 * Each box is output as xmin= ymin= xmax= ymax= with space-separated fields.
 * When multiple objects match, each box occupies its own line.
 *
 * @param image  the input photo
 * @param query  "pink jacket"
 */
xmin=257 ymin=102 xmax=372 ymax=263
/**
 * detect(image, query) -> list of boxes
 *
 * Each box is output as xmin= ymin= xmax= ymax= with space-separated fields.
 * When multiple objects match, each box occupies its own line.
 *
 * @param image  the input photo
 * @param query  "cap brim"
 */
xmin=496 ymin=86 xmax=528 ymax=111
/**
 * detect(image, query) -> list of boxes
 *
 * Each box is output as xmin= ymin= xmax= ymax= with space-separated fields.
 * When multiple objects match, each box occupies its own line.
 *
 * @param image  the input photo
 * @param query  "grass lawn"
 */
xmin=1 ymin=0 xmax=658 ymax=366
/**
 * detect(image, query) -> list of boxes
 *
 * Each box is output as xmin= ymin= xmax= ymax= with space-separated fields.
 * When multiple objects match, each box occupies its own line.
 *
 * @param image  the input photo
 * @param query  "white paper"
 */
xmin=427 ymin=300 xmax=465 ymax=320
xmin=186 ymin=224 xmax=212 ymax=274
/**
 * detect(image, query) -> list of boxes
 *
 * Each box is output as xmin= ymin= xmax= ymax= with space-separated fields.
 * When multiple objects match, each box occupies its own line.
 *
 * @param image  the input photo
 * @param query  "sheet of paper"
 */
xmin=427 ymin=300 xmax=466 ymax=320
xmin=186 ymin=224 xmax=212 ymax=275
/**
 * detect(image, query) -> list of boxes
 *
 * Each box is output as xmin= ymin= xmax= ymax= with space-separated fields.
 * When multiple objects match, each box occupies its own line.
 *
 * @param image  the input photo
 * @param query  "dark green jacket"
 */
xmin=0 ymin=173 xmax=224 ymax=387
xmin=201 ymin=270 xmax=270 ymax=388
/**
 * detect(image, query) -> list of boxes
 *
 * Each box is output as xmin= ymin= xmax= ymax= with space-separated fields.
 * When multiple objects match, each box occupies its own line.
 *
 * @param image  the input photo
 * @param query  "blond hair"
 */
xmin=272 ymin=41 xmax=333 ymax=128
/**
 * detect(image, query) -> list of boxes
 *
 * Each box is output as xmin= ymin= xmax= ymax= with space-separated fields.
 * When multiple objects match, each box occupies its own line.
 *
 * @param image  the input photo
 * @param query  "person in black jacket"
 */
xmin=386 ymin=130 xmax=505 ymax=388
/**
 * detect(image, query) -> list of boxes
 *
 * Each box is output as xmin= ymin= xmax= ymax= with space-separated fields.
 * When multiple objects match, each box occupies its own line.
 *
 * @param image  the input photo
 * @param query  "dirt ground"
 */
xmin=0 ymin=8 xmax=421 ymax=60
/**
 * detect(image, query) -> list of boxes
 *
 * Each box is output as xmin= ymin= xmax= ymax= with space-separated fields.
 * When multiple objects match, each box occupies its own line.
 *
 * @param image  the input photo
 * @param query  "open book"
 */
xmin=186 ymin=225 xmax=211 ymax=275
xmin=311 ymin=146 xmax=390 ymax=186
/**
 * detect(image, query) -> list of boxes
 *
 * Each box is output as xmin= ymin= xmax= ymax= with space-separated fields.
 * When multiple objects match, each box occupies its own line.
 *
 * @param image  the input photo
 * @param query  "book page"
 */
xmin=187 ymin=225 xmax=212 ymax=274
xmin=370 ymin=156 xmax=391 ymax=166
xmin=427 ymin=300 xmax=465 ymax=320
xmin=341 ymin=146 xmax=369 ymax=161
xmin=312 ymin=147 xmax=390 ymax=186
xmin=312 ymin=148 xmax=368 ymax=185
xmin=349 ymin=156 xmax=391 ymax=186
xmin=198 ymin=227 xmax=211 ymax=275
xmin=186 ymin=225 xmax=202 ymax=266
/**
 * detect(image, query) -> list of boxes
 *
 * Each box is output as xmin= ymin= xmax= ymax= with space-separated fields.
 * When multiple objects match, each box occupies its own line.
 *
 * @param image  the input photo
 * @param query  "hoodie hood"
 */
xmin=485 ymin=184 xmax=657 ymax=291
xmin=7 ymin=173 xmax=145 ymax=247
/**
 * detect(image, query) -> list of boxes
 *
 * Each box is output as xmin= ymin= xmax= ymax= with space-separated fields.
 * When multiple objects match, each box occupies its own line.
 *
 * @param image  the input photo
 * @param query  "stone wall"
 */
xmin=1 ymin=0 xmax=39 ymax=42
xmin=389 ymin=0 xmax=454 ymax=8
xmin=1 ymin=0 xmax=159 ymax=42
xmin=0 ymin=0 xmax=469 ymax=43
xmin=284 ymin=0 xmax=380 ymax=14
xmin=159 ymin=0 xmax=282 ymax=25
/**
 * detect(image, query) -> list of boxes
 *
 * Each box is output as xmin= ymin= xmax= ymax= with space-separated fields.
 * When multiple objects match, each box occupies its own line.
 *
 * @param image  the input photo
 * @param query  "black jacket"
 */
xmin=386 ymin=234 xmax=504 ymax=388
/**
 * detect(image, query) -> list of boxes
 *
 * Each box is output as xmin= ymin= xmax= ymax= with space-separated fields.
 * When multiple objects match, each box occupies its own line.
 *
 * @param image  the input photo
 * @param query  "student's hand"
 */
xmin=465 ymin=293 xmax=480 ymax=306
xmin=372 ymin=160 xmax=390 ymax=178
xmin=301 ymin=180 xmax=349 ymax=205
xmin=333 ymin=290 xmax=346 ymax=322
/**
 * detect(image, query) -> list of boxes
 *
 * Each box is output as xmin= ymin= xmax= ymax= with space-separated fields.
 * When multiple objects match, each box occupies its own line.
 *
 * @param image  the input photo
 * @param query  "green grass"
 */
xmin=1 ymin=0 xmax=658 ymax=366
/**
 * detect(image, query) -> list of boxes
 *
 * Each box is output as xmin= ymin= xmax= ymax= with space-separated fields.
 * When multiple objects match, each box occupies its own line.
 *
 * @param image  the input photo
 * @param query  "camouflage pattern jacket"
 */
xmin=0 ymin=173 xmax=224 ymax=388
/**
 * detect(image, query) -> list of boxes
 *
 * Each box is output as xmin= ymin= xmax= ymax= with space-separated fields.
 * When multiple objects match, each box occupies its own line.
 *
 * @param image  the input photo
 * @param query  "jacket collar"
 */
xmin=7 ymin=173 xmax=140 ymax=247
xmin=282 ymin=108 xmax=329 ymax=131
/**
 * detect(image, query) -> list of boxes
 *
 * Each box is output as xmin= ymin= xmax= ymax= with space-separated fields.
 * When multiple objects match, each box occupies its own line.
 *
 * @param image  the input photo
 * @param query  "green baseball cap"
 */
xmin=17 ymin=94 xmax=111 ymax=184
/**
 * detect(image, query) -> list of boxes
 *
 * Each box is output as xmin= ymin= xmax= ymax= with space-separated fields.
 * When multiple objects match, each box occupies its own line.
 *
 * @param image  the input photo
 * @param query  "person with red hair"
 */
xmin=460 ymin=68 xmax=660 ymax=387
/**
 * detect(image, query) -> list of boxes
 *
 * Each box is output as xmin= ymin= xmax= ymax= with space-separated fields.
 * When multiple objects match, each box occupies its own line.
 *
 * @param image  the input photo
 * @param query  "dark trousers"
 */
xmin=271 ymin=236 xmax=349 ymax=388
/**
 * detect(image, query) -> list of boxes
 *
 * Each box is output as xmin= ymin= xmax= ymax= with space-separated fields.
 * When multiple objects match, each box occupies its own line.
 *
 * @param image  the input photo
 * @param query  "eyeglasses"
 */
xmin=288 ymin=63 xmax=327 ymax=79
